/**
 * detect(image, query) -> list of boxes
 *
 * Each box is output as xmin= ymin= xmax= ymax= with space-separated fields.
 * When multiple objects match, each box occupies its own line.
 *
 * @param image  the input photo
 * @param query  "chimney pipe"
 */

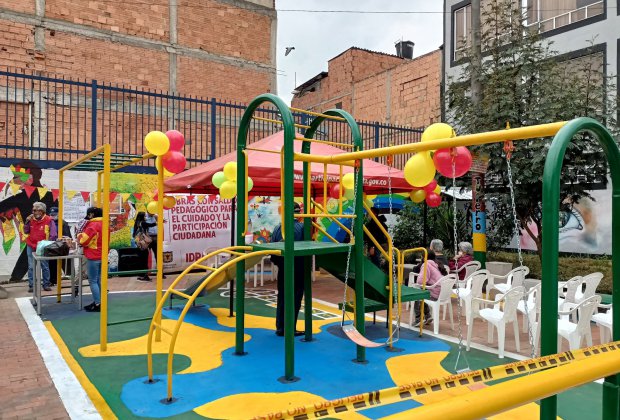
xmin=395 ymin=40 xmax=415 ymax=59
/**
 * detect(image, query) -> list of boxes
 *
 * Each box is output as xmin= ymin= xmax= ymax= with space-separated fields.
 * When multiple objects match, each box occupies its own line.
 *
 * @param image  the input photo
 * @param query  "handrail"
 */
xmin=399 ymin=247 xmax=428 ymax=335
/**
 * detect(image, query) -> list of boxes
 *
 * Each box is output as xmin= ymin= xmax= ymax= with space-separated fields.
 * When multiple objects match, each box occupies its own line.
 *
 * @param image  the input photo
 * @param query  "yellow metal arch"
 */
xmin=146 ymin=246 xmax=280 ymax=401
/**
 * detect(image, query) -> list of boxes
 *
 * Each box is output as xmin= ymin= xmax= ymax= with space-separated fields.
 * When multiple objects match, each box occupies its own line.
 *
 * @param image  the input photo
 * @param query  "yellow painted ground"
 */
xmin=194 ymin=392 xmax=370 ymax=420
xmin=383 ymin=351 xmax=554 ymax=419
xmin=79 ymin=307 xmax=335 ymax=374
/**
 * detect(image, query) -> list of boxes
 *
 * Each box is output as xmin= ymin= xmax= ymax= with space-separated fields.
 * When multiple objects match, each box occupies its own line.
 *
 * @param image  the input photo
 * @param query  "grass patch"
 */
xmin=488 ymin=251 xmax=613 ymax=294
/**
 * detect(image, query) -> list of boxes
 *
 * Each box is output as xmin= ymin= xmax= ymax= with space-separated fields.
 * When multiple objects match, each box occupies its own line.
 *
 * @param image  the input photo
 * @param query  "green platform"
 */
xmin=252 ymin=240 xmax=351 ymax=256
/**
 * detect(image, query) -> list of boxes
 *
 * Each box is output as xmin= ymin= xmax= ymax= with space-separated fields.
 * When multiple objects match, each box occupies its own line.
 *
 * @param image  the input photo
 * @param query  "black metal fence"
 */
xmin=0 ymin=68 xmax=423 ymax=171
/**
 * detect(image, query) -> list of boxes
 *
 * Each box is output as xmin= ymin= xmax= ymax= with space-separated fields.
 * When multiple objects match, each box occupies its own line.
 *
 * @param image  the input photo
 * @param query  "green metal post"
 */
xmin=305 ymin=110 xmax=365 ymax=362
xmin=541 ymin=117 xmax=620 ymax=419
xmin=234 ymin=95 xmax=296 ymax=369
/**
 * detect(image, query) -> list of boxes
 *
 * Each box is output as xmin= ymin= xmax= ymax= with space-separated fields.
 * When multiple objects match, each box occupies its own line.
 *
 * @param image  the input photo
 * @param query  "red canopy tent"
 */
xmin=165 ymin=131 xmax=412 ymax=196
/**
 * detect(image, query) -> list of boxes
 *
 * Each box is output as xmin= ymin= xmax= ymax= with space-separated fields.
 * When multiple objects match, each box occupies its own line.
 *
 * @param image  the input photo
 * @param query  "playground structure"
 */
xmin=58 ymin=145 xmax=166 ymax=351
xmin=144 ymin=93 xmax=620 ymax=419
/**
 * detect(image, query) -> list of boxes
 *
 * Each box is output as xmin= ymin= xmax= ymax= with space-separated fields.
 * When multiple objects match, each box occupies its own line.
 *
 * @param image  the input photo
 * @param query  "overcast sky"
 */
xmin=275 ymin=1 xmax=445 ymax=104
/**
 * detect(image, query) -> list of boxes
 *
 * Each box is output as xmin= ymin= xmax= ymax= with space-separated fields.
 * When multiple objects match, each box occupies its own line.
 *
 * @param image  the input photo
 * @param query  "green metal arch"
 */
xmin=234 ymin=93 xmax=296 ymax=361
xmin=540 ymin=117 xmax=620 ymax=419
xmin=302 ymin=109 xmax=367 ymax=362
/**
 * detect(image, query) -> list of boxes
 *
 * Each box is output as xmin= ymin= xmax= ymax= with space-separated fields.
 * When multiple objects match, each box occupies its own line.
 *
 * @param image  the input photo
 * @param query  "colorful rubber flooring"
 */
xmin=42 ymin=289 xmax=602 ymax=419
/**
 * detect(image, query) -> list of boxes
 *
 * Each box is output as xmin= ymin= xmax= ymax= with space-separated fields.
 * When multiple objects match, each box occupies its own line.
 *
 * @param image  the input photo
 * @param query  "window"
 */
xmin=454 ymin=5 xmax=471 ymax=61
xmin=526 ymin=0 xmax=604 ymax=32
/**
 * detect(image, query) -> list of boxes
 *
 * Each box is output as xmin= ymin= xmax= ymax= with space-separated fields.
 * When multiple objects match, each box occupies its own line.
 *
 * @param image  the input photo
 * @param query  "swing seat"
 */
xmin=342 ymin=324 xmax=385 ymax=348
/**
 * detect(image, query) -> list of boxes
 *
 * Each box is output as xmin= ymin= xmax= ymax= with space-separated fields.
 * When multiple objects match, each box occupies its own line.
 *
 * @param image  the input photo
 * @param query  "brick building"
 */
xmin=0 ymin=0 xmax=277 ymax=100
xmin=291 ymin=46 xmax=442 ymax=129
xmin=0 ymin=0 xmax=277 ymax=163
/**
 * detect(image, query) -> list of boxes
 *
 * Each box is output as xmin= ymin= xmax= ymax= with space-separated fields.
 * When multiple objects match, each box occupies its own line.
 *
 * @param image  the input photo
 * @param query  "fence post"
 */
xmin=91 ymin=80 xmax=98 ymax=151
xmin=210 ymin=97 xmax=217 ymax=160
xmin=374 ymin=121 xmax=380 ymax=161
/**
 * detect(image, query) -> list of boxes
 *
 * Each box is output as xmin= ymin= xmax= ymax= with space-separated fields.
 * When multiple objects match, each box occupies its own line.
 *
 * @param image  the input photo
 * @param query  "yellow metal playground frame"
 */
xmin=58 ymin=144 xmax=165 ymax=351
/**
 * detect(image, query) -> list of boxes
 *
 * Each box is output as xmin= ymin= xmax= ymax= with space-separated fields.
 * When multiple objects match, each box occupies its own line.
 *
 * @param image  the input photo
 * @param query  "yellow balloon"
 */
xmin=421 ymin=123 xmax=456 ymax=152
xmin=162 ymin=196 xmax=176 ymax=209
xmin=144 ymin=131 xmax=170 ymax=156
xmin=219 ymin=180 xmax=237 ymax=199
xmin=223 ymin=161 xmax=237 ymax=181
xmin=404 ymin=152 xmax=436 ymax=188
xmin=146 ymin=201 xmax=158 ymax=214
xmin=342 ymin=173 xmax=355 ymax=190
xmin=433 ymin=185 xmax=441 ymax=194
xmin=410 ymin=189 xmax=426 ymax=203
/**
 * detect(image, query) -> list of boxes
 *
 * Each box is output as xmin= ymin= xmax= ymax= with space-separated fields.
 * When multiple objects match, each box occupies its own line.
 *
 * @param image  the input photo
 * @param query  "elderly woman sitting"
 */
xmin=448 ymin=241 xmax=474 ymax=280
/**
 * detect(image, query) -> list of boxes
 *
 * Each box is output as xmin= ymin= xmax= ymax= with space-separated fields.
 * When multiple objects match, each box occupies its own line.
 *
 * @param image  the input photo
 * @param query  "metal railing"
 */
xmin=0 ymin=68 xmax=422 ymax=170
xmin=527 ymin=0 xmax=604 ymax=33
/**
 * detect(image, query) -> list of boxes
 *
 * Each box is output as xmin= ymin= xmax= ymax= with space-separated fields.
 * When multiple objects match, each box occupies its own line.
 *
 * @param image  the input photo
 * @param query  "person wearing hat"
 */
xmin=48 ymin=207 xmax=71 ymax=286
xmin=24 ymin=202 xmax=57 ymax=292
xmin=270 ymin=201 xmax=306 ymax=337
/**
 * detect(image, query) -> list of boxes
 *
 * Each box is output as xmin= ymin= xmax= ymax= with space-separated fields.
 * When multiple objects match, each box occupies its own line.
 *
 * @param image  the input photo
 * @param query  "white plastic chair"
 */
xmin=410 ymin=274 xmax=457 ymax=334
xmin=574 ymin=272 xmax=603 ymax=304
xmin=453 ymin=260 xmax=481 ymax=287
xmin=490 ymin=266 xmax=529 ymax=295
xmin=592 ymin=304 xmax=613 ymax=344
xmin=453 ymin=269 xmax=490 ymax=326
xmin=557 ymin=295 xmax=601 ymax=351
xmin=517 ymin=283 xmax=540 ymax=333
xmin=467 ymin=286 xmax=525 ymax=358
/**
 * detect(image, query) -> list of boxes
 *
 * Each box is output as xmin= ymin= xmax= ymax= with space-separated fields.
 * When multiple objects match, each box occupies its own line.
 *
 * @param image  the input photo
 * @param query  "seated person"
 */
xmin=413 ymin=250 xmax=448 ymax=327
xmin=448 ymin=241 xmax=474 ymax=279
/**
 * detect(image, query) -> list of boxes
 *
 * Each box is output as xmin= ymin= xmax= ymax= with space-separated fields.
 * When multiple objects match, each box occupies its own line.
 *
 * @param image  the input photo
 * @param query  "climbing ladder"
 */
xmin=146 ymin=246 xmax=279 ymax=401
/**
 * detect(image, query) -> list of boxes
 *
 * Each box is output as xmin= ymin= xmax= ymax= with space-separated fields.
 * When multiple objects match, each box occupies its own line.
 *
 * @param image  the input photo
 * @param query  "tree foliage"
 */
xmin=446 ymin=0 xmax=617 ymax=256
xmin=393 ymin=201 xmax=469 ymax=261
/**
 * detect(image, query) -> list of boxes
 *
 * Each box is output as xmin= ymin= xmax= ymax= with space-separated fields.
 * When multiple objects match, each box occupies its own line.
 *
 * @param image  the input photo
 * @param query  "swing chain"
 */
xmin=451 ymin=159 xmax=469 ymax=372
xmin=506 ymin=145 xmax=536 ymax=359
xmin=340 ymin=166 xmax=358 ymax=325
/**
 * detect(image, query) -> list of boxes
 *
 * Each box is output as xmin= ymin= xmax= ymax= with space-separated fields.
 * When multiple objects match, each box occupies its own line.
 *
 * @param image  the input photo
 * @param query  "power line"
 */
xmin=47 ymin=1 xmax=616 ymax=14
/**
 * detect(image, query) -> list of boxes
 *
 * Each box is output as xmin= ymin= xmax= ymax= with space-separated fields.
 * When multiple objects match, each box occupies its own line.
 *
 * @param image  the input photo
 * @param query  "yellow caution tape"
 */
xmin=251 ymin=341 xmax=620 ymax=419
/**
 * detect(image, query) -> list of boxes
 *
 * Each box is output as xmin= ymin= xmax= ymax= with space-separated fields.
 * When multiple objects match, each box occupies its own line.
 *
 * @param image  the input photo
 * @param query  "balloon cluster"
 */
xmin=409 ymin=180 xmax=442 ymax=208
xmin=143 ymin=129 xmax=186 ymax=212
xmin=144 ymin=130 xmax=187 ymax=176
xmin=403 ymin=123 xmax=473 ymax=207
xmin=327 ymin=173 xmax=356 ymax=200
xmin=146 ymin=195 xmax=177 ymax=214
xmin=211 ymin=161 xmax=254 ymax=200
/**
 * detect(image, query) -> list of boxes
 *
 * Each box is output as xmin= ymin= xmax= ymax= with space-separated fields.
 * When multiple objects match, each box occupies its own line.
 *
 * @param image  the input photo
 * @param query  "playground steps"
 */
xmin=315 ymin=253 xmax=429 ymax=305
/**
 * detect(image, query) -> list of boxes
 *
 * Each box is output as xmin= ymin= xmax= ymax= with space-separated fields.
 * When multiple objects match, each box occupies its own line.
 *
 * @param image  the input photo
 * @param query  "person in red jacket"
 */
xmin=77 ymin=207 xmax=104 ymax=312
xmin=24 ymin=202 xmax=57 ymax=293
xmin=448 ymin=241 xmax=475 ymax=280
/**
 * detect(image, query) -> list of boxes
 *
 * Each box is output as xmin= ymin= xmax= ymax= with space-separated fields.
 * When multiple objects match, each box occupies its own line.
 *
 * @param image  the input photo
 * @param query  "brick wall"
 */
xmin=292 ymin=49 xmax=441 ymax=129
xmin=0 ymin=0 xmax=276 ymax=97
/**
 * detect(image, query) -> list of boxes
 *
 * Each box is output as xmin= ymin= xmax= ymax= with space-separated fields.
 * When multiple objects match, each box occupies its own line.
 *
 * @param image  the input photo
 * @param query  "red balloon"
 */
xmin=153 ymin=190 xmax=159 ymax=201
xmin=165 ymin=130 xmax=185 ymax=151
xmin=433 ymin=147 xmax=473 ymax=178
xmin=423 ymin=179 xmax=438 ymax=193
xmin=329 ymin=184 xmax=341 ymax=199
xmin=162 ymin=151 xmax=186 ymax=174
xmin=426 ymin=192 xmax=442 ymax=208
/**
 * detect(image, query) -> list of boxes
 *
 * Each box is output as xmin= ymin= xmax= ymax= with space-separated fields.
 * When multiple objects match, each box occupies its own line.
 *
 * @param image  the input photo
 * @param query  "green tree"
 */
xmin=393 ymin=201 xmax=469 ymax=261
xmin=447 ymin=0 xmax=617 ymax=258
